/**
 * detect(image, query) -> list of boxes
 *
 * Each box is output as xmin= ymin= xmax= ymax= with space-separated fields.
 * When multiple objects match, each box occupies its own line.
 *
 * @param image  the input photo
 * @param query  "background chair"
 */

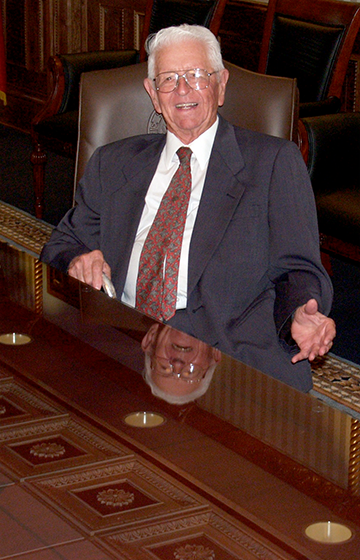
xmin=258 ymin=0 xmax=360 ymax=118
xmin=139 ymin=0 xmax=228 ymax=61
xmin=30 ymin=0 xmax=227 ymax=220
xmin=301 ymin=111 xmax=360 ymax=266
xmin=31 ymin=50 xmax=138 ymax=219
xmin=74 ymin=60 xmax=298 ymax=195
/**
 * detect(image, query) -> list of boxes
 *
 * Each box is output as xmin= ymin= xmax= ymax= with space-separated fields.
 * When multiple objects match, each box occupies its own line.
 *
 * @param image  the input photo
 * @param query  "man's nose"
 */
xmin=176 ymin=76 xmax=191 ymax=94
xmin=170 ymin=358 xmax=186 ymax=373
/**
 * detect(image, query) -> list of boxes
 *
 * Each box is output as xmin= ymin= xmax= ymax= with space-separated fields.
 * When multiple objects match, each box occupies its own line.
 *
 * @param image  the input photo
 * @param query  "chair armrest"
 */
xmin=301 ymin=112 xmax=360 ymax=194
xmin=299 ymin=96 xmax=341 ymax=118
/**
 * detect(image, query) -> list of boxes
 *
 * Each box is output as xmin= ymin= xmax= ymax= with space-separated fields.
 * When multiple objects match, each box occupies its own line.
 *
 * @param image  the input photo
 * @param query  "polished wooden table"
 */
xmin=0 ymin=240 xmax=359 ymax=560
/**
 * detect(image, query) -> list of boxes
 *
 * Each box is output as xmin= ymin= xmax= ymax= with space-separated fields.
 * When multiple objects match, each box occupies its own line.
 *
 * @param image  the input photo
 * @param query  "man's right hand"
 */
xmin=68 ymin=250 xmax=111 ymax=291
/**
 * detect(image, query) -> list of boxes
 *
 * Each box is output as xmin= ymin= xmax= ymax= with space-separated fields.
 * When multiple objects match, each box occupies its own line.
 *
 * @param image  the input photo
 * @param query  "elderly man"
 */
xmin=41 ymin=24 xmax=335 ymax=392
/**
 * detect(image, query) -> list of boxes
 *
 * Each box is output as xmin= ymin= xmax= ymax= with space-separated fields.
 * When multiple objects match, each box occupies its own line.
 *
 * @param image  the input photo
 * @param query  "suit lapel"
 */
xmin=187 ymin=117 xmax=247 ymax=295
xmin=121 ymin=135 xmax=166 ymax=186
xmin=108 ymin=135 xmax=166 ymax=291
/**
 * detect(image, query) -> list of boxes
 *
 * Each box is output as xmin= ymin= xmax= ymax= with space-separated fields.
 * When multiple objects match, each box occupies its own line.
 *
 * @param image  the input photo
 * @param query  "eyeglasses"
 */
xmin=151 ymin=356 xmax=207 ymax=383
xmin=154 ymin=68 xmax=218 ymax=93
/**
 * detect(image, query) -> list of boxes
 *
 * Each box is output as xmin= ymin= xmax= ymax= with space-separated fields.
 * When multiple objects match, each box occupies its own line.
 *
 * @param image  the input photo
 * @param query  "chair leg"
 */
xmin=31 ymin=141 xmax=47 ymax=219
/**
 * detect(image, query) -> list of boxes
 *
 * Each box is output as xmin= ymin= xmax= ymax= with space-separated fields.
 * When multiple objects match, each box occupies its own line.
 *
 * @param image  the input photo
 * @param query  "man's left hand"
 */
xmin=291 ymin=298 xmax=336 ymax=364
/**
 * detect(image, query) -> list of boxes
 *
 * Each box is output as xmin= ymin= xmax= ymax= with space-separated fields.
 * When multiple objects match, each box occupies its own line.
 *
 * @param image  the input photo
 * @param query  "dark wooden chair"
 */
xmin=30 ymin=0 xmax=228 ymax=219
xmin=258 ymin=0 xmax=360 ymax=118
xmin=139 ymin=0 xmax=227 ymax=61
xmin=300 ymin=112 xmax=360 ymax=267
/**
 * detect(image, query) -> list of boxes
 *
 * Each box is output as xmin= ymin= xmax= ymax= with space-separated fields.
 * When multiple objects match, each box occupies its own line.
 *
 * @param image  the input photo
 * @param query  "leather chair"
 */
xmin=30 ymin=0 xmax=227 ymax=220
xmin=74 ymin=61 xmax=299 ymax=194
xmin=139 ymin=0 xmax=228 ymax=61
xmin=258 ymin=0 xmax=360 ymax=118
xmin=301 ymin=111 xmax=360 ymax=265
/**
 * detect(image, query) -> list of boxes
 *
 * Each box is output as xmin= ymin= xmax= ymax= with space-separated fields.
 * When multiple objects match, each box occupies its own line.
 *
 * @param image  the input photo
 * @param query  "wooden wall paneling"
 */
xmin=47 ymin=0 xmax=85 ymax=56
xmin=87 ymin=0 xmax=146 ymax=52
xmin=219 ymin=0 xmax=267 ymax=71
xmin=4 ymin=0 xmax=46 ymax=93
xmin=26 ymin=0 xmax=45 ymax=72
xmin=0 ymin=0 xmax=47 ymax=129
xmin=5 ymin=0 xmax=26 ymax=71
xmin=0 ymin=0 xmax=148 ymax=130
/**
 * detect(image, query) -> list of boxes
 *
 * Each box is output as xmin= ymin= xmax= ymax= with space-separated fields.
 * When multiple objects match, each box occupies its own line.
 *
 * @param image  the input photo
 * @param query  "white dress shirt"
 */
xmin=121 ymin=118 xmax=219 ymax=310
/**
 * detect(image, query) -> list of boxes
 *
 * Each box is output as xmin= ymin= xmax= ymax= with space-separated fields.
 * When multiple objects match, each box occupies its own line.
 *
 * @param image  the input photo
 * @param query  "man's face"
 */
xmin=153 ymin=326 xmax=215 ymax=373
xmin=141 ymin=324 xmax=221 ymax=398
xmin=144 ymin=39 xmax=229 ymax=144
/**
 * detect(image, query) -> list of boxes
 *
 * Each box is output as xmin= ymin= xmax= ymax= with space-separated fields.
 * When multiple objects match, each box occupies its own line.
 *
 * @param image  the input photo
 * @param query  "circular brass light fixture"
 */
xmin=0 ymin=333 xmax=32 ymax=346
xmin=305 ymin=521 xmax=353 ymax=544
xmin=123 ymin=411 xmax=166 ymax=428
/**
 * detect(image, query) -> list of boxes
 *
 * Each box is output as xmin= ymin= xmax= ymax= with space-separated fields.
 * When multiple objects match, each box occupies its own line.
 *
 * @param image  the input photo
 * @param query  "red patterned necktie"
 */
xmin=135 ymin=147 xmax=192 ymax=321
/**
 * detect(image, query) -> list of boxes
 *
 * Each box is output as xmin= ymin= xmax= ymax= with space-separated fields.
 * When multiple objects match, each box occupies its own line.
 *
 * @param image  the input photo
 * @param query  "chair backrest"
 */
xmin=258 ymin=0 xmax=360 ymax=103
xmin=74 ymin=60 xmax=298 ymax=199
xmin=57 ymin=51 xmax=139 ymax=114
xmin=139 ymin=0 xmax=228 ymax=61
xmin=302 ymin=112 xmax=360 ymax=193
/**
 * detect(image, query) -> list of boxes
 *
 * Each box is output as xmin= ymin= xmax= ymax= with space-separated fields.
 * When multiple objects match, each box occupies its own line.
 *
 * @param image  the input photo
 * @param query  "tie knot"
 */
xmin=176 ymin=147 xmax=192 ymax=166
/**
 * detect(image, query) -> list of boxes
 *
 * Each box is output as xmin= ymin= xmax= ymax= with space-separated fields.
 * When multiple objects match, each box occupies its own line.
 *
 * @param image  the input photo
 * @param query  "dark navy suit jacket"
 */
xmin=41 ymin=116 xmax=333 ymax=391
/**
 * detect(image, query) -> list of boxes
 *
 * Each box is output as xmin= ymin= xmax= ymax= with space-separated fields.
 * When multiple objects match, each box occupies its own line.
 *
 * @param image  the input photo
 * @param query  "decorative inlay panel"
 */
xmin=26 ymin=458 xmax=206 ymax=534
xmin=99 ymin=510 xmax=288 ymax=560
xmin=73 ymin=479 xmax=155 ymax=516
xmin=0 ymin=369 xmax=13 ymax=382
xmin=0 ymin=416 xmax=133 ymax=478
xmin=0 ymin=201 xmax=53 ymax=258
xmin=313 ymin=354 xmax=360 ymax=413
xmin=0 ymin=378 xmax=64 ymax=427
xmin=0 ymin=464 xmax=15 ymax=487
xmin=11 ymin=435 xmax=85 ymax=465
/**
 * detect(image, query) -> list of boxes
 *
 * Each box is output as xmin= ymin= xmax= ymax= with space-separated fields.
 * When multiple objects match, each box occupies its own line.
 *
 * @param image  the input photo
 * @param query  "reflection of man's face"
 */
xmin=141 ymin=324 xmax=221 ymax=400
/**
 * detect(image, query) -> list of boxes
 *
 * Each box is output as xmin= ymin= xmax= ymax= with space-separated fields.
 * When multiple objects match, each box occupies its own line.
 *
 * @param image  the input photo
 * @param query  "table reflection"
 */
xmin=1 ymin=240 xmax=360 ymax=559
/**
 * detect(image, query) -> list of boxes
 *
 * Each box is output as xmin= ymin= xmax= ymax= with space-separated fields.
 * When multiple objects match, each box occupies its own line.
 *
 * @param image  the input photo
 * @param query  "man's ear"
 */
xmin=212 ymin=348 xmax=222 ymax=364
xmin=217 ymin=68 xmax=229 ymax=108
xmin=141 ymin=323 xmax=160 ymax=352
xmin=144 ymin=78 xmax=162 ymax=114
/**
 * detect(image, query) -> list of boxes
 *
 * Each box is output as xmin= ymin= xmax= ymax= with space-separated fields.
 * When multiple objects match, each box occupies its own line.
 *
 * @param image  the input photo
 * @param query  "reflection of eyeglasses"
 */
xmin=154 ymin=68 xmax=218 ymax=93
xmin=151 ymin=356 xmax=207 ymax=383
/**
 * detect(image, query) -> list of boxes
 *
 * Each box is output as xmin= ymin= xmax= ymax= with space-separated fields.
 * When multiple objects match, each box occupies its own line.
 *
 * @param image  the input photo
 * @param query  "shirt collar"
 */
xmin=164 ymin=117 xmax=219 ymax=170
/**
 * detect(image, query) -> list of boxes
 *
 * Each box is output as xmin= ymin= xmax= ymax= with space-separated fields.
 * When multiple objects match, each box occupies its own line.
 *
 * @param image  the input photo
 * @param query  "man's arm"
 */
xmin=268 ymin=141 xmax=334 ymax=359
xmin=40 ymin=146 xmax=104 ymax=273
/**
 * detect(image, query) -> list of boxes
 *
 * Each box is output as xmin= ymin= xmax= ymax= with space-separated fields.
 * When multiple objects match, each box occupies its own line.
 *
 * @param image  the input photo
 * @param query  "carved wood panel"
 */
xmin=219 ymin=0 xmax=266 ymax=71
xmin=87 ymin=0 xmax=146 ymax=52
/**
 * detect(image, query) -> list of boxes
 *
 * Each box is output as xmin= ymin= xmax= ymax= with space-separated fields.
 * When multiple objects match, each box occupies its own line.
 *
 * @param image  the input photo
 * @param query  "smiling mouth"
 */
xmin=175 ymin=102 xmax=198 ymax=109
xmin=172 ymin=343 xmax=193 ymax=352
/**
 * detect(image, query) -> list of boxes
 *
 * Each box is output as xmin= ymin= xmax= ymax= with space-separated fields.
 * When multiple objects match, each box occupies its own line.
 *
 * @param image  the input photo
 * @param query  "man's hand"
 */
xmin=291 ymin=298 xmax=336 ymax=364
xmin=68 ymin=250 xmax=111 ymax=291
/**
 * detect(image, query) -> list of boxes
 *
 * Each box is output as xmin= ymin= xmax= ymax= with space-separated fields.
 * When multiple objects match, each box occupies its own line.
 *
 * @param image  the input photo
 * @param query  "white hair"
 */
xmin=143 ymin=353 xmax=217 ymax=405
xmin=145 ymin=24 xmax=225 ymax=82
